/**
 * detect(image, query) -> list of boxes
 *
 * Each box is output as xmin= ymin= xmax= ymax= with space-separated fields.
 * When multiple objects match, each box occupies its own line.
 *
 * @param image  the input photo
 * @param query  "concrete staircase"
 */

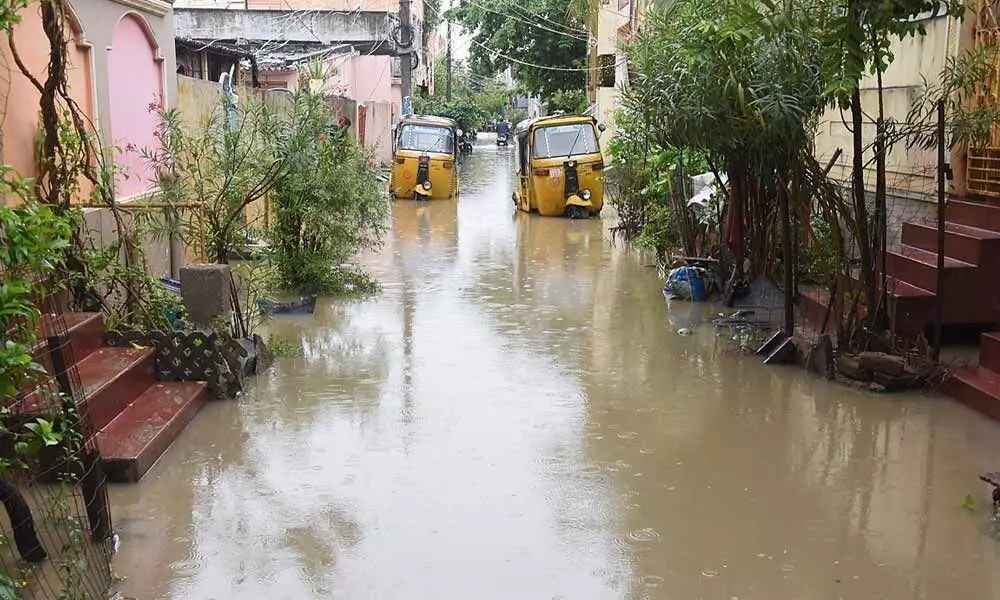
xmin=888 ymin=200 xmax=1000 ymax=419
xmin=28 ymin=312 xmax=207 ymax=482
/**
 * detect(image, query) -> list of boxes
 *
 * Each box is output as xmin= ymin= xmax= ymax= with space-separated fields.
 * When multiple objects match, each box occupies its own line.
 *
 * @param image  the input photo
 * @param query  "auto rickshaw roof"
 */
xmin=400 ymin=114 xmax=458 ymax=128
xmin=515 ymin=114 xmax=596 ymax=135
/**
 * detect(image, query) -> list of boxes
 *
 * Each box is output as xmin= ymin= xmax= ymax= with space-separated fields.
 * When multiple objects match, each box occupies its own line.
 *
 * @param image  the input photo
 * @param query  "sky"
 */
xmin=431 ymin=0 xmax=471 ymax=61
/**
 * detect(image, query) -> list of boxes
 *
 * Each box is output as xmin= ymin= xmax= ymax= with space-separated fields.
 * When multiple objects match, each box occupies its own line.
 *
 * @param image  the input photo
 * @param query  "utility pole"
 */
xmin=446 ymin=0 xmax=452 ymax=101
xmin=399 ymin=0 xmax=413 ymax=101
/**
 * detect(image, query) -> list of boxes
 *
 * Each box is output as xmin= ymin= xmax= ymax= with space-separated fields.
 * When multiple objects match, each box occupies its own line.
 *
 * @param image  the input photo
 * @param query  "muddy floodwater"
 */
xmin=111 ymin=137 xmax=1000 ymax=599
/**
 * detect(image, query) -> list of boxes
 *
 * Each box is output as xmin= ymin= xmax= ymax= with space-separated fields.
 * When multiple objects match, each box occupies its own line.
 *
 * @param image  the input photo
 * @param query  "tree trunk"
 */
xmin=779 ymin=176 xmax=795 ymax=335
xmin=0 ymin=477 xmax=46 ymax=562
xmin=850 ymin=86 xmax=876 ymax=315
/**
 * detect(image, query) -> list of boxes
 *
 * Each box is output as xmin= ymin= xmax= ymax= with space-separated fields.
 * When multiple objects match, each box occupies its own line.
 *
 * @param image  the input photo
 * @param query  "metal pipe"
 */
xmin=933 ymin=100 xmax=946 ymax=361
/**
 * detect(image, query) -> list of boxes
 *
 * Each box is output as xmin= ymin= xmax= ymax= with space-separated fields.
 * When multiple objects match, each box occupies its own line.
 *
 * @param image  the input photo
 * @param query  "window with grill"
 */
xmin=598 ymin=54 xmax=615 ymax=88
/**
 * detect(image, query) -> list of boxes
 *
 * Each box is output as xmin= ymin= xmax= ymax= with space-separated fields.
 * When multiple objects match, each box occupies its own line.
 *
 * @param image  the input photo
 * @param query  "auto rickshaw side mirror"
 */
xmin=598 ymin=123 xmax=607 ymax=134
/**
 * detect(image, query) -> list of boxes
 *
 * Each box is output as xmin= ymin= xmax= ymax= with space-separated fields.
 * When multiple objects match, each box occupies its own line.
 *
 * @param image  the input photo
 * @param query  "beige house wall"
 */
xmin=814 ymin=14 xmax=963 ymax=248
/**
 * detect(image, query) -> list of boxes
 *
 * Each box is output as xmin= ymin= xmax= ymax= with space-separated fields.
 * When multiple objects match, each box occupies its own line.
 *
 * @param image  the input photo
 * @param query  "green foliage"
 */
xmin=265 ymin=333 xmax=302 ymax=358
xmin=73 ymin=238 xmax=189 ymax=331
xmin=15 ymin=418 xmax=64 ymax=456
xmin=0 ymin=0 xmax=26 ymax=33
xmin=962 ymin=493 xmax=976 ymax=512
xmin=636 ymin=204 xmax=681 ymax=261
xmin=269 ymin=91 xmax=389 ymax=295
xmin=798 ymin=212 xmax=838 ymax=285
xmin=0 ymin=575 xmax=15 ymax=600
xmin=546 ymin=89 xmax=587 ymax=114
xmin=453 ymin=0 xmax=587 ymax=100
xmin=144 ymin=100 xmax=288 ymax=263
xmin=0 ymin=193 xmax=74 ymax=398
xmin=415 ymin=58 xmax=513 ymax=129
xmin=822 ymin=0 xmax=963 ymax=108
xmin=0 ymin=190 xmax=74 ymax=270
xmin=906 ymin=40 xmax=1000 ymax=151
xmin=619 ymin=0 xmax=845 ymax=279
xmin=624 ymin=0 xmax=829 ymax=163
xmin=413 ymin=95 xmax=483 ymax=133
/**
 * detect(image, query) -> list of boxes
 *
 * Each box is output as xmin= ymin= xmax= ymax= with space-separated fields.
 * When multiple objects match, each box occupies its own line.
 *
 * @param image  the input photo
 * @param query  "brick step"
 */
xmin=77 ymin=347 xmax=156 ymax=432
xmin=946 ymin=199 xmax=1000 ymax=232
xmin=886 ymin=280 xmax=935 ymax=337
xmin=31 ymin=312 xmax=104 ymax=374
xmin=96 ymin=381 xmax=208 ymax=482
xmin=979 ymin=332 xmax=1000 ymax=372
xmin=945 ymin=366 xmax=1000 ymax=421
xmin=887 ymin=244 xmax=976 ymax=292
xmin=886 ymin=245 xmax=997 ymax=323
xmin=901 ymin=222 xmax=1000 ymax=266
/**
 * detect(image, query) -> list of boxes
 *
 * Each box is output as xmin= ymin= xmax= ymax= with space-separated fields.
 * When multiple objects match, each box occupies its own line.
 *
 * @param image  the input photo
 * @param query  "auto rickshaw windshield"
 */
xmin=532 ymin=123 xmax=597 ymax=158
xmin=398 ymin=124 xmax=454 ymax=153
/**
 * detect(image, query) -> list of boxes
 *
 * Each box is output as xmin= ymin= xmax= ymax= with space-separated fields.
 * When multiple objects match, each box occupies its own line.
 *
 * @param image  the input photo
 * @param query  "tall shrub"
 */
xmin=270 ymin=92 xmax=389 ymax=294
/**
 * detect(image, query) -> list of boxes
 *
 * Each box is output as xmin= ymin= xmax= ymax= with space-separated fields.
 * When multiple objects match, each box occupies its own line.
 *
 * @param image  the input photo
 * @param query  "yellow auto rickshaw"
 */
xmin=390 ymin=115 xmax=460 ymax=200
xmin=512 ymin=115 xmax=606 ymax=218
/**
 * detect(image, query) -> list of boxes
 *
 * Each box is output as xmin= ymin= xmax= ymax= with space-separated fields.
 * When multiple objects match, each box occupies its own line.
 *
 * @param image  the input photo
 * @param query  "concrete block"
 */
xmin=180 ymin=264 xmax=231 ymax=329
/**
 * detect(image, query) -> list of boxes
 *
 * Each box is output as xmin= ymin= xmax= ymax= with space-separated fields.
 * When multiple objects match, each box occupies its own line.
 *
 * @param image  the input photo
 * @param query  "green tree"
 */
xmin=452 ymin=0 xmax=588 ymax=100
xmin=416 ymin=57 xmax=513 ymax=128
xmin=821 ymin=0 xmax=962 ymax=323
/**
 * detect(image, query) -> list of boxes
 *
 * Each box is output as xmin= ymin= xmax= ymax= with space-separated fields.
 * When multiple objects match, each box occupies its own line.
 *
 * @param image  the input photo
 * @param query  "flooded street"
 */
xmin=112 ymin=138 xmax=1000 ymax=599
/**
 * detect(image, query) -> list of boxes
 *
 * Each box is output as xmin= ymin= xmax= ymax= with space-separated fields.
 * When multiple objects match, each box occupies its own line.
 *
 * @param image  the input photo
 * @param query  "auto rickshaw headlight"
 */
xmin=581 ymin=189 xmax=592 ymax=200
xmin=567 ymin=160 xmax=577 ymax=168
xmin=422 ymin=181 xmax=432 ymax=190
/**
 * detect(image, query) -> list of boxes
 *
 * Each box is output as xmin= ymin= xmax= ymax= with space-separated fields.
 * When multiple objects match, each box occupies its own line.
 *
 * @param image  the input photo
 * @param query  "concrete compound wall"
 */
xmin=173 ymin=8 xmax=394 ymax=47
xmin=81 ymin=206 xmax=175 ymax=278
xmin=364 ymin=101 xmax=395 ymax=166
xmin=814 ymin=14 xmax=958 ymax=247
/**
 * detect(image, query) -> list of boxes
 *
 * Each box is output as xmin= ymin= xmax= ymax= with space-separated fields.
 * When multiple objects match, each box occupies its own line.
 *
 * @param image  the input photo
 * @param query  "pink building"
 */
xmin=173 ymin=0 xmax=427 ymax=164
xmin=1 ymin=0 xmax=177 ymax=204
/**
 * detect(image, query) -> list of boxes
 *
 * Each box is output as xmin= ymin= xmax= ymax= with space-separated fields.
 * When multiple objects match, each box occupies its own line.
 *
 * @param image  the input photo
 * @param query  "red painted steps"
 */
xmin=893 ymin=199 xmax=1000 ymax=422
xmin=22 ymin=312 xmax=208 ymax=483
xmin=885 ymin=245 xmax=976 ymax=293
xmin=35 ymin=312 xmax=104 ymax=367
xmin=946 ymin=364 xmax=1000 ymax=422
xmin=947 ymin=198 xmax=1000 ymax=231
xmin=947 ymin=332 xmax=1000 ymax=421
xmin=97 ymin=381 xmax=207 ymax=482
xmin=901 ymin=221 xmax=1000 ymax=267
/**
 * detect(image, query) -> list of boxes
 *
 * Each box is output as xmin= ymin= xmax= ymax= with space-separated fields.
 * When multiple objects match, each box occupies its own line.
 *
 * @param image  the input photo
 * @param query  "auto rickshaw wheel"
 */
xmin=565 ymin=205 xmax=589 ymax=220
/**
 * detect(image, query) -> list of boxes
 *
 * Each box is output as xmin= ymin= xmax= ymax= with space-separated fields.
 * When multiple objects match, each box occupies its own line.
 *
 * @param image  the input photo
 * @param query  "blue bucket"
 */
xmin=666 ymin=267 xmax=707 ymax=302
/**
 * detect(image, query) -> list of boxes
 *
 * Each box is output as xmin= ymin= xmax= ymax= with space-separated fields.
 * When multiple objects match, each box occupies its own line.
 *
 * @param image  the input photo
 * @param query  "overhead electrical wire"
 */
xmin=424 ymin=0 xmax=617 ymax=72
xmin=505 ymin=2 xmax=587 ymax=35
xmin=452 ymin=0 xmax=588 ymax=40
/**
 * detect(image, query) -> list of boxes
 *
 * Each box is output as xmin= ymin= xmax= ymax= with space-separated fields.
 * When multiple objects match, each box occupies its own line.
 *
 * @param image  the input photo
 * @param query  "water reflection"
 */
xmin=110 ymin=142 xmax=1000 ymax=599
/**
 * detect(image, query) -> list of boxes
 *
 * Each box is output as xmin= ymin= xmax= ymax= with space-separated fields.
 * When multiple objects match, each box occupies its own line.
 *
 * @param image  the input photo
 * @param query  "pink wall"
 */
xmin=350 ymin=56 xmax=393 ymax=104
xmin=107 ymin=14 xmax=163 ymax=199
xmin=1 ymin=4 xmax=93 ymax=189
xmin=257 ymin=69 xmax=299 ymax=91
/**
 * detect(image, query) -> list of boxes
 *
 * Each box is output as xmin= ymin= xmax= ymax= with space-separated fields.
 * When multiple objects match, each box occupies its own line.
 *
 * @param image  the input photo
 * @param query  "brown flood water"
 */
xmin=111 ymin=138 xmax=1000 ymax=599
